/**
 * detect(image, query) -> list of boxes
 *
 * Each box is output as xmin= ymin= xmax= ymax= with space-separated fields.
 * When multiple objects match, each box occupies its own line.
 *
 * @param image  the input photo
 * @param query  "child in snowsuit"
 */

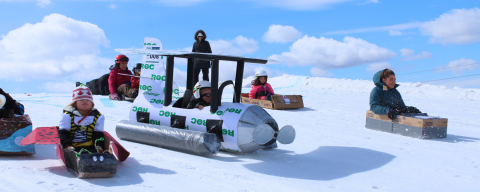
xmin=58 ymin=86 xmax=106 ymax=153
xmin=187 ymin=81 xmax=212 ymax=110
xmin=370 ymin=69 xmax=422 ymax=120
xmin=249 ymin=70 xmax=275 ymax=101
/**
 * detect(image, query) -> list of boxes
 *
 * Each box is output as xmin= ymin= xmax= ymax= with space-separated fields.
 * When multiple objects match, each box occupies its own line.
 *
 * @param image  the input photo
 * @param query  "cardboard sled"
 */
xmin=365 ymin=110 xmax=448 ymax=139
xmin=0 ymin=114 xmax=36 ymax=155
xmin=241 ymin=93 xmax=304 ymax=110
xmin=21 ymin=127 xmax=130 ymax=178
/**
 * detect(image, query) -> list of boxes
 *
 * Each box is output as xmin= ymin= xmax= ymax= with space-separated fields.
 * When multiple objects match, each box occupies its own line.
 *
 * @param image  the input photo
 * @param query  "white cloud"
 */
xmin=173 ymin=67 xmax=188 ymax=86
xmin=109 ymin=4 xmax=118 ymax=10
xmin=360 ymin=0 xmax=379 ymax=5
xmin=389 ymin=30 xmax=402 ymax=36
xmin=0 ymin=0 xmax=51 ymax=7
xmin=209 ymin=36 xmax=258 ymax=55
xmin=366 ymin=62 xmax=395 ymax=72
xmin=37 ymin=0 xmax=50 ymax=7
xmin=310 ymin=67 xmax=333 ymax=77
xmin=0 ymin=13 xmax=110 ymax=81
xmin=269 ymin=36 xmax=396 ymax=69
xmin=437 ymin=59 xmax=479 ymax=75
xmin=192 ymin=61 xmax=282 ymax=85
xmin=399 ymin=48 xmax=433 ymax=61
xmin=42 ymin=81 xmax=76 ymax=93
xmin=155 ymin=0 xmax=210 ymax=6
xmin=263 ymin=25 xmax=302 ymax=43
xmin=420 ymin=8 xmax=480 ymax=44
xmin=249 ymin=0 xmax=353 ymax=10
xmin=323 ymin=22 xmax=421 ymax=35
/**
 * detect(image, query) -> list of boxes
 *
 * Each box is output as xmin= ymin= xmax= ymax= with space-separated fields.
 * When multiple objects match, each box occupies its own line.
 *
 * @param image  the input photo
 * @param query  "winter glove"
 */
xmin=387 ymin=108 xmax=398 ymax=120
xmin=110 ymin=93 xmax=119 ymax=100
xmin=96 ymin=146 xmax=104 ymax=153
xmin=406 ymin=106 xmax=421 ymax=113
xmin=266 ymin=95 xmax=272 ymax=101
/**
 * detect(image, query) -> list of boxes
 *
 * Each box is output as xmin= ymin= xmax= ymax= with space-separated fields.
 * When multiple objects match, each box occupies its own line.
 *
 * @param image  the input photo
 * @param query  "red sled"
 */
xmin=21 ymin=127 xmax=130 ymax=178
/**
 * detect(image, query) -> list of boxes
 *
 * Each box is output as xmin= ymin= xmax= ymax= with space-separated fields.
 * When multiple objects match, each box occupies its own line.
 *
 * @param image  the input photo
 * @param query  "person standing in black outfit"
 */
xmin=192 ymin=30 xmax=212 ymax=85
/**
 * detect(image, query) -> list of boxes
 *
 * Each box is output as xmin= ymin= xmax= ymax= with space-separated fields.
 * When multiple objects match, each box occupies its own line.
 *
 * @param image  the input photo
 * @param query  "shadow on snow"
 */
xmin=241 ymin=146 xmax=395 ymax=181
xmin=46 ymin=157 xmax=176 ymax=186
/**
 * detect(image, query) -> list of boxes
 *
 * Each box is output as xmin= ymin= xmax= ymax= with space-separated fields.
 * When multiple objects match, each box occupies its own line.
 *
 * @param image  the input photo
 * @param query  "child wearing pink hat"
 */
xmin=58 ymin=86 xmax=106 ymax=153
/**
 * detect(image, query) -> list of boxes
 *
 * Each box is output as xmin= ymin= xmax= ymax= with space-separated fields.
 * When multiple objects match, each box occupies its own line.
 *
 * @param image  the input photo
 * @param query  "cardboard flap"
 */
xmin=55 ymin=143 xmax=65 ymax=165
xmin=272 ymin=95 xmax=304 ymax=109
xmin=103 ymin=131 xmax=130 ymax=162
xmin=21 ymin=126 xmax=60 ymax=145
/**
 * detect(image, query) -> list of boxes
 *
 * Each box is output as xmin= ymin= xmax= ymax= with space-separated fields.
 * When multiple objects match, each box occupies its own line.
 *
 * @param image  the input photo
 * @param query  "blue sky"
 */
xmin=0 ymin=0 xmax=479 ymax=93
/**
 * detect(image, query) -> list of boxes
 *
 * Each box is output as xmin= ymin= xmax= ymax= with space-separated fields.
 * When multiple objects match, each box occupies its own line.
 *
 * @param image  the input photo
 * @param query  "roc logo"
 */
xmin=222 ymin=129 xmax=234 ymax=137
xmin=151 ymin=74 xmax=166 ymax=81
xmin=226 ymin=108 xmax=242 ymax=114
xmin=159 ymin=110 xmax=176 ymax=117
xmin=132 ymin=106 xmax=148 ymax=113
xmin=150 ymin=99 xmax=164 ymax=104
xmin=139 ymin=85 xmax=152 ymax=91
xmin=142 ymin=64 xmax=155 ymax=70
xmin=150 ymin=120 xmax=161 ymax=125
xmin=210 ymin=108 xmax=242 ymax=116
xmin=210 ymin=111 xmax=225 ymax=116
xmin=191 ymin=118 xmax=206 ymax=126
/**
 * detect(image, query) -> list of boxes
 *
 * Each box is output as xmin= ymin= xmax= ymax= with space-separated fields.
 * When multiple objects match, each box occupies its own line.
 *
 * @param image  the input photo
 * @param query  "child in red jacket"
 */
xmin=249 ymin=70 xmax=274 ymax=100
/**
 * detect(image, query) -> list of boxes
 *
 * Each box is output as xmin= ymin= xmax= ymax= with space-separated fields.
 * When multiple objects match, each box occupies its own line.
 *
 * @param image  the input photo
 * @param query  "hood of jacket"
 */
xmin=194 ymin=30 xmax=207 ymax=41
xmin=373 ymin=70 xmax=399 ymax=89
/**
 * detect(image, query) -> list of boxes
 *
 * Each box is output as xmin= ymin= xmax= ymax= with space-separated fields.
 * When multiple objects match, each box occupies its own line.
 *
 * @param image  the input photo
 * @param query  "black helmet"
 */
xmin=133 ymin=63 xmax=142 ymax=74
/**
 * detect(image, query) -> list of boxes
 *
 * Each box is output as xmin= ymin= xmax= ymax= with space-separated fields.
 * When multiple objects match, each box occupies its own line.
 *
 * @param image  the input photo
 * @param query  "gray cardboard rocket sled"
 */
xmin=114 ymin=37 xmax=296 ymax=155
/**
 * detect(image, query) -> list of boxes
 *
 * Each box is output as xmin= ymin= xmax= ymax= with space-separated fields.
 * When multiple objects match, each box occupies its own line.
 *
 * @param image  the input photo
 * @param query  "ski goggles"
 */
xmin=201 ymin=93 xmax=211 ymax=97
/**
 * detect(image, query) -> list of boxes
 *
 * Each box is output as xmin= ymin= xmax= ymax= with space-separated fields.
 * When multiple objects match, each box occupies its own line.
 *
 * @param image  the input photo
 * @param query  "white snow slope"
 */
xmin=1 ymin=74 xmax=479 ymax=192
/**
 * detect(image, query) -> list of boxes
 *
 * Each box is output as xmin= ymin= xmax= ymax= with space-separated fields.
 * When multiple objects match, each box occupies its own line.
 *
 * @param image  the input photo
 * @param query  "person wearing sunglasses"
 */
xmin=187 ymin=81 xmax=212 ymax=110
xmin=192 ymin=30 xmax=212 ymax=85
xmin=108 ymin=54 xmax=133 ymax=100
xmin=370 ymin=68 xmax=422 ymax=120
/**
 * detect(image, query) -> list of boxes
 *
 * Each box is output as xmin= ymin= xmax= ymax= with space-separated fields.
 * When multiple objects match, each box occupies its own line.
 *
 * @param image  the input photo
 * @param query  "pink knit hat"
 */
xmin=72 ymin=86 xmax=93 ymax=102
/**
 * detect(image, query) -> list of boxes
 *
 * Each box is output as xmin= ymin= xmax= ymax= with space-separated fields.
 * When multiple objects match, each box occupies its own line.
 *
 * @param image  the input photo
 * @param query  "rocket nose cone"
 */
xmin=252 ymin=124 xmax=275 ymax=145
xmin=277 ymin=125 xmax=295 ymax=144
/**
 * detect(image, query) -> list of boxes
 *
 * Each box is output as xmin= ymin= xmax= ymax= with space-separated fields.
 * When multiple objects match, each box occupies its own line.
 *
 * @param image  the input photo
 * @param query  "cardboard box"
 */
xmin=365 ymin=110 xmax=448 ymax=139
xmin=241 ymin=93 xmax=304 ymax=110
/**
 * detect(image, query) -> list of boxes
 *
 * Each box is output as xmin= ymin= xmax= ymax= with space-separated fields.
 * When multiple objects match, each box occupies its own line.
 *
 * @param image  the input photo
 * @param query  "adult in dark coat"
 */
xmin=192 ymin=30 xmax=212 ymax=85
xmin=369 ymin=69 xmax=422 ymax=120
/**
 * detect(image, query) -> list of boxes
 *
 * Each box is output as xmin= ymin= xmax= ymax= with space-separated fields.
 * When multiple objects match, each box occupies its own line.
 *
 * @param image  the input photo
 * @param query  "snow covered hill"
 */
xmin=1 ymin=75 xmax=479 ymax=192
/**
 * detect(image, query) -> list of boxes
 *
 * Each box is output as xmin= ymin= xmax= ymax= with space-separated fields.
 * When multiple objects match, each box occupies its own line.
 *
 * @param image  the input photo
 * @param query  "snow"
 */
xmin=1 ymin=75 xmax=479 ymax=191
